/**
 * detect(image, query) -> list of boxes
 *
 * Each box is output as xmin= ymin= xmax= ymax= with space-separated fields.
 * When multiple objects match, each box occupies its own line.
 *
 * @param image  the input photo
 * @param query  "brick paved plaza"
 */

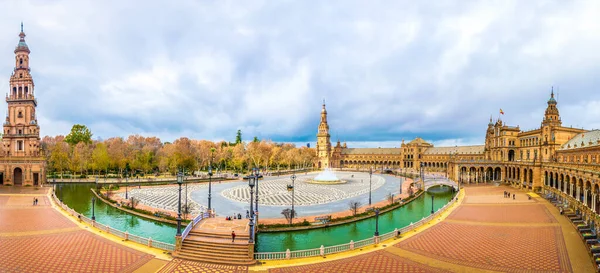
xmin=2 ymin=185 xmax=593 ymax=272
xmin=0 ymin=188 xmax=157 ymax=273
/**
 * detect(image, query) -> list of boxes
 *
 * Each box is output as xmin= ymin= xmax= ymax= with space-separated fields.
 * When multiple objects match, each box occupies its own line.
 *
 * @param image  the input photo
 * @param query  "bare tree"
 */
xmin=349 ymin=201 xmax=361 ymax=216
xmin=129 ymin=197 xmax=140 ymax=209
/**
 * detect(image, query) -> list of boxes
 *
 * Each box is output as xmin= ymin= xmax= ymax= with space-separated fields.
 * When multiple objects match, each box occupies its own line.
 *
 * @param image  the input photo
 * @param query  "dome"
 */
xmin=547 ymin=96 xmax=556 ymax=104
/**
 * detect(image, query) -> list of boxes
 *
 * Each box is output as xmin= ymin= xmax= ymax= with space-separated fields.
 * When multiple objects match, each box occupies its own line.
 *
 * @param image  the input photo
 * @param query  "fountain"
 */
xmin=308 ymin=168 xmax=346 ymax=184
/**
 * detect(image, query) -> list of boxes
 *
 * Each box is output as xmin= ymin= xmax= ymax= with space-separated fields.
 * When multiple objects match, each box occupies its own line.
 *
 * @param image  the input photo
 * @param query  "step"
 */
xmin=189 ymin=231 xmax=250 ymax=239
xmin=174 ymin=253 xmax=256 ymax=265
xmin=179 ymin=248 xmax=251 ymax=260
xmin=185 ymin=237 xmax=251 ymax=246
xmin=184 ymin=238 xmax=249 ymax=247
xmin=181 ymin=245 xmax=249 ymax=255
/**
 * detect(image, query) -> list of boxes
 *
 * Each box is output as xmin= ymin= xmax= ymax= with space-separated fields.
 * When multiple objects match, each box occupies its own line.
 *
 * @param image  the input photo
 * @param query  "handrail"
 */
xmin=51 ymin=192 xmax=175 ymax=252
xmin=182 ymin=211 xmax=210 ymax=241
xmin=254 ymin=192 xmax=458 ymax=260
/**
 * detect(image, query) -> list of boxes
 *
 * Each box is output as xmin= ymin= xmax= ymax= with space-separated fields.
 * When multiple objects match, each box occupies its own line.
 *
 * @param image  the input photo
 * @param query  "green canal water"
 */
xmin=56 ymin=183 xmax=178 ymax=244
xmin=255 ymin=187 xmax=454 ymax=252
xmin=57 ymin=183 xmax=454 ymax=251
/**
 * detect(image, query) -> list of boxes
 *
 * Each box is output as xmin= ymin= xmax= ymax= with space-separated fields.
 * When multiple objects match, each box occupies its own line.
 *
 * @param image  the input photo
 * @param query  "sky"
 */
xmin=1 ymin=1 xmax=600 ymax=148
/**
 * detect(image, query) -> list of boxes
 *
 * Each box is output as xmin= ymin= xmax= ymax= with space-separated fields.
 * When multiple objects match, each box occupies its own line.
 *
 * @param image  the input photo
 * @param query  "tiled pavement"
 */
xmin=0 ymin=230 xmax=153 ymax=273
xmin=2 ymin=185 xmax=594 ymax=272
xmin=267 ymin=251 xmax=450 ymax=273
xmin=447 ymin=203 xmax=557 ymax=223
xmin=158 ymin=259 xmax=248 ymax=273
xmin=396 ymin=222 xmax=570 ymax=272
xmin=0 ymin=188 xmax=156 ymax=273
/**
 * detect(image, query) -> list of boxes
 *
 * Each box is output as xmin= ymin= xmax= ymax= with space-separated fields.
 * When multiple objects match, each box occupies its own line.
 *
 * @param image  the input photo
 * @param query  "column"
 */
xmin=592 ymin=194 xmax=597 ymax=213
xmin=577 ymin=186 xmax=581 ymax=202
xmin=584 ymin=190 xmax=588 ymax=206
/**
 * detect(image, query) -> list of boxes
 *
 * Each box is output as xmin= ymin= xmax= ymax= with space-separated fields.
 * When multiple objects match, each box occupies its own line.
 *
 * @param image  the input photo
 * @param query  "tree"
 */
xmin=281 ymin=208 xmax=296 ymax=224
xmin=253 ymin=136 xmax=259 ymax=143
xmin=64 ymin=124 xmax=93 ymax=146
xmin=349 ymin=201 xmax=361 ymax=216
xmin=235 ymin=130 xmax=242 ymax=144
xmin=91 ymin=143 xmax=110 ymax=176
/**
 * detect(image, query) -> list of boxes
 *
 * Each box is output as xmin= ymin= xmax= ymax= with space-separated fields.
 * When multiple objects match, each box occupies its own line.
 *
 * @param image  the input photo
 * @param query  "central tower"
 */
xmin=0 ymin=24 xmax=45 ymax=186
xmin=316 ymin=101 xmax=331 ymax=169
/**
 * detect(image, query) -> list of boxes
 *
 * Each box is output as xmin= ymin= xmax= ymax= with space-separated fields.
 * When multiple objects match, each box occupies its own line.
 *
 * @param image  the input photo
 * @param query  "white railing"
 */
xmin=182 ymin=211 xmax=210 ymax=241
xmin=51 ymin=192 xmax=175 ymax=252
xmin=254 ymin=193 xmax=458 ymax=260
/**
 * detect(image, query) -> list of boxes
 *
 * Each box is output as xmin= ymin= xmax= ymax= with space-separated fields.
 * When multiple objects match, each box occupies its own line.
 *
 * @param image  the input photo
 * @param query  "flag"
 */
xmin=500 ymin=108 xmax=504 ymax=115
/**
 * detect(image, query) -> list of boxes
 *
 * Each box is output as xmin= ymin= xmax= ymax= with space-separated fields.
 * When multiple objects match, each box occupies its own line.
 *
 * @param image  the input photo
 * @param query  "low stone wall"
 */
xmin=91 ymin=188 xmax=187 ymax=226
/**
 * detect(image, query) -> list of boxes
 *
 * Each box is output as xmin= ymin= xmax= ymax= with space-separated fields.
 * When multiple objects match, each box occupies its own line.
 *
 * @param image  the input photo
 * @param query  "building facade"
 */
xmin=316 ymin=89 xmax=600 ymax=224
xmin=0 ymin=24 xmax=45 ymax=186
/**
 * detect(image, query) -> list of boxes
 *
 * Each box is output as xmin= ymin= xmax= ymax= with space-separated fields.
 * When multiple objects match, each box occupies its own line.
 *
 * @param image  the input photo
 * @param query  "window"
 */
xmin=16 ymin=140 xmax=23 ymax=151
xmin=17 ymin=112 xmax=23 ymax=118
xmin=19 ymin=58 xmax=22 ymax=65
xmin=19 ymin=73 xmax=22 ymax=78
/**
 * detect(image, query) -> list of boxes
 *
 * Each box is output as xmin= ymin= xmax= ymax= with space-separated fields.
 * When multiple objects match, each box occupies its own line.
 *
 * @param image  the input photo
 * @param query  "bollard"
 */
xmin=148 ymin=237 xmax=153 ymax=248
xmin=286 ymin=249 xmax=291 ymax=259
xmin=106 ymin=225 xmax=110 ymax=234
xmin=320 ymin=245 xmax=325 ymax=257
xmin=350 ymin=240 xmax=354 ymax=250
xmin=125 ymin=231 xmax=129 ymax=241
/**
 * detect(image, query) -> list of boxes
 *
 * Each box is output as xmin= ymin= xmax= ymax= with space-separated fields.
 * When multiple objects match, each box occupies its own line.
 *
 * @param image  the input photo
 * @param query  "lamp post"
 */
xmin=290 ymin=173 xmax=297 ymax=225
xmin=374 ymin=208 xmax=380 ymax=236
xmin=208 ymin=165 xmax=213 ymax=211
xmin=369 ymin=168 xmax=373 ymax=205
xmin=176 ymin=171 xmax=183 ymax=236
xmin=125 ymin=170 xmax=129 ymax=200
xmin=431 ymin=195 xmax=434 ymax=214
xmin=254 ymin=168 xmax=260 ymax=215
xmin=185 ymin=170 xmax=188 ymax=220
xmin=92 ymin=197 xmax=96 ymax=221
xmin=248 ymin=175 xmax=255 ymax=243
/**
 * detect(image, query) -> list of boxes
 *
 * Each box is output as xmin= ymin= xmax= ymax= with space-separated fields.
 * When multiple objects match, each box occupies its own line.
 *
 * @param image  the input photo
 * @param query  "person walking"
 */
xmin=513 ymin=193 xmax=515 ymax=200
xmin=33 ymin=197 xmax=36 ymax=206
xmin=35 ymin=198 xmax=38 ymax=205
xmin=231 ymin=231 xmax=236 ymax=243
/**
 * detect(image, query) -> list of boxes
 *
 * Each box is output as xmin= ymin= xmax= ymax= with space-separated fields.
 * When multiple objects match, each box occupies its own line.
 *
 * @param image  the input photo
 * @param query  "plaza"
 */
xmin=2 ymin=183 xmax=594 ymax=272
xmin=3 ymin=2 xmax=600 ymax=272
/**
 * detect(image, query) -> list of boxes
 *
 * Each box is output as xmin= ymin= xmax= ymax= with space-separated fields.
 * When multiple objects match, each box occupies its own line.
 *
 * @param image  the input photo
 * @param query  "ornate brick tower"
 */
xmin=1 ymin=24 xmax=45 ymax=186
xmin=316 ymin=101 xmax=331 ymax=169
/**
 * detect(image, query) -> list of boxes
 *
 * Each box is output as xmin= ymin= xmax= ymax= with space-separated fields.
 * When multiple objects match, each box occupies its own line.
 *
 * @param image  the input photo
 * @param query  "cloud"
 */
xmin=0 ymin=1 xmax=599 ymax=147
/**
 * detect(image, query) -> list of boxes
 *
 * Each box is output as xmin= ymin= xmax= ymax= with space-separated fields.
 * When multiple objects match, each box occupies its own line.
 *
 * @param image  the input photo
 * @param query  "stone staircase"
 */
xmin=174 ymin=230 xmax=255 ymax=265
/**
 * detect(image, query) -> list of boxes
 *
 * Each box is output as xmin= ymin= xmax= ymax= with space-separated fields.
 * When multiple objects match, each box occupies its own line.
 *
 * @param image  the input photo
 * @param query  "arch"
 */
xmin=508 ymin=150 xmax=515 ymax=161
xmin=13 ymin=167 xmax=23 ymax=185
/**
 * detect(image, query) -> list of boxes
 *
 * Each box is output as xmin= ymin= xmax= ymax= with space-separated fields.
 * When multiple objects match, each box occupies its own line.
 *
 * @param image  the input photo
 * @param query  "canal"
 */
xmin=57 ymin=183 xmax=455 ymax=251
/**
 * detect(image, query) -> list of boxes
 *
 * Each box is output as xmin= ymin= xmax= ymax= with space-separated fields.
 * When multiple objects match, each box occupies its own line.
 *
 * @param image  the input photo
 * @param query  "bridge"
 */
xmin=422 ymin=178 xmax=458 ymax=191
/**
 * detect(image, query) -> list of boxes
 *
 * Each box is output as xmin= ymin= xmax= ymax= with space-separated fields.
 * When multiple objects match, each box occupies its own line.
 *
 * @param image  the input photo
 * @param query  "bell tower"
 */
xmin=0 ymin=23 xmax=45 ymax=186
xmin=316 ymin=101 xmax=331 ymax=169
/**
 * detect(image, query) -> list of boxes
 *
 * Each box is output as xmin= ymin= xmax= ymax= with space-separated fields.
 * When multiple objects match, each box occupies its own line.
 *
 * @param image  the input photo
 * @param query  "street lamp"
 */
xmin=176 ymin=171 xmax=183 ymax=236
xmin=91 ymin=197 xmax=96 ymax=221
xmin=248 ymin=174 xmax=255 ymax=243
xmin=125 ymin=170 xmax=129 ymax=200
xmin=208 ymin=165 xmax=213 ymax=211
xmin=374 ymin=208 xmax=380 ymax=236
xmin=254 ymin=168 xmax=260 ymax=215
xmin=369 ymin=168 xmax=373 ymax=205
xmin=289 ymin=174 xmax=297 ymax=225
xmin=431 ymin=195 xmax=434 ymax=214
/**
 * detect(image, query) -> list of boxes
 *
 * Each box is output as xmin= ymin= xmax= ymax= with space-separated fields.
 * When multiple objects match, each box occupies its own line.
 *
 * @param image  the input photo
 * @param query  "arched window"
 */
xmin=19 ymin=58 xmax=23 ymax=65
xmin=17 ymin=112 xmax=23 ymax=118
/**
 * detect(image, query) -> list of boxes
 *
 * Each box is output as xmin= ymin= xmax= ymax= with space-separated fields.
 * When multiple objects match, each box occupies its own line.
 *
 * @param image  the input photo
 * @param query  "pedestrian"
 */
xmin=35 ymin=198 xmax=38 ymax=205
xmin=246 ymin=210 xmax=250 ymax=219
xmin=513 ymin=193 xmax=515 ymax=200
xmin=503 ymin=191 xmax=506 ymax=198
xmin=33 ymin=197 xmax=35 ymax=206
xmin=231 ymin=231 xmax=236 ymax=243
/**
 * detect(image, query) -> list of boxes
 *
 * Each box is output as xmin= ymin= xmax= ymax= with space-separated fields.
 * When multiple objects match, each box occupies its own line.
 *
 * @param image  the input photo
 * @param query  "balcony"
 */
xmin=5 ymin=96 xmax=37 ymax=106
